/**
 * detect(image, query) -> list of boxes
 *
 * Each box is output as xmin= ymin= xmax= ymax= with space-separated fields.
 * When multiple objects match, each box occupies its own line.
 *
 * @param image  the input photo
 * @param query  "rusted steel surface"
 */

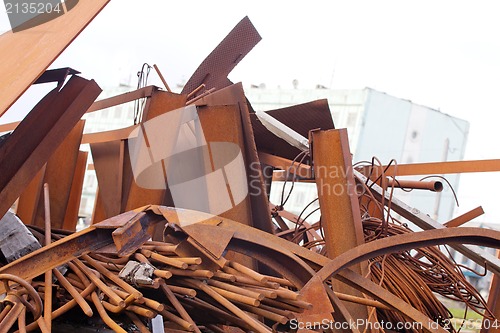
xmin=34 ymin=120 xmax=86 ymax=229
xmin=360 ymin=158 xmax=500 ymax=176
xmin=33 ymin=67 xmax=80 ymax=86
xmin=17 ymin=120 xmax=85 ymax=229
xmin=444 ymin=206 xmax=484 ymax=228
xmin=196 ymin=104 xmax=254 ymax=230
xmin=0 ymin=0 xmax=110 ymax=116
xmin=81 ymin=125 xmax=138 ymax=145
xmin=90 ymin=140 xmax=125 ymax=221
xmin=1 ymin=205 xmax=498 ymax=332
xmin=122 ymin=90 xmax=187 ymax=212
xmin=87 ymin=86 xmax=156 ymax=114
xmin=0 ymin=209 xmax=164 ymax=291
xmin=181 ymin=16 xmax=261 ymax=96
xmin=196 ymin=83 xmax=274 ymax=234
xmin=0 ymin=76 xmax=101 ymax=220
xmin=62 ymin=150 xmax=89 ymax=231
xmin=16 ymin=165 xmax=46 ymax=226
xmin=311 ymin=128 xmax=371 ymax=327
xmin=310 ymin=227 xmax=500 ymax=283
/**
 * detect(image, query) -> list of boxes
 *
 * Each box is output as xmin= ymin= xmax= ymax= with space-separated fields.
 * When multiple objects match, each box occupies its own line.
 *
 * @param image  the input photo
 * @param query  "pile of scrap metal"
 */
xmin=0 ymin=3 xmax=499 ymax=333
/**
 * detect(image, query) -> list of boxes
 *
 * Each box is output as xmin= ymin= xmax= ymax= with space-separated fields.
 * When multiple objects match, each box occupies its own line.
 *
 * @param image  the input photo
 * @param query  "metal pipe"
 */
xmin=385 ymin=178 xmax=443 ymax=192
xmin=91 ymin=292 xmax=127 ymax=333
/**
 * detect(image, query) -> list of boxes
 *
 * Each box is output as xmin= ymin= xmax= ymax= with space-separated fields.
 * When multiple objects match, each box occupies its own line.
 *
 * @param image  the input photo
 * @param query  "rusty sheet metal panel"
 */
xmin=251 ymin=99 xmax=333 ymax=161
xmin=91 ymin=140 xmax=125 ymax=222
xmin=267 ymin=99 xmax=334 ymax=137
xmin=34 ymin=120 xmax=85 ymax=229
xmin=196 ymin=105 xmax=254 ymax=229
xmin=62 ymin=150 xmax=88 ymax=230
xmin=0 ymin=1 xmax=110 ymax=116
xmin=16 ymin=165 xmax=46 ymax=225
xmin=0 ymin=76 xmax=101 ymax=220
xmin=122 ymin=90 xmax=187 ymax=212
xmin=311 ymin=128 xmax=370 ymax=327
xmin=195 ymin=83 xmax=273 ymax=234
xmin=181 ymin=16 xmax=261 ymax=96
xmin=18 ymin=120 xmax=85 ymax=229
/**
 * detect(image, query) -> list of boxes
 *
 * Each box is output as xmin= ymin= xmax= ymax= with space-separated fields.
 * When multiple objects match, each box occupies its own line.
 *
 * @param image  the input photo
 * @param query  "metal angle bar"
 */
xmin=81 ymin=125 xmax=138 ymax=145
xmin=355 ymin=170 xmax=500 ymax=276
xmin=360 ymin=159 xmax=500 ymax=176
xmin=34 ymin=67 xmax=80 ymax=85
xmin=258 ymin=152 xmax=312 ymax=179
xmin=311 ymin=129 xmax=369 ymax=325
xmin=444 ymin=206 xmax=484 ymax=228
xmin=86 ymin=86 xmax=156 ymax=113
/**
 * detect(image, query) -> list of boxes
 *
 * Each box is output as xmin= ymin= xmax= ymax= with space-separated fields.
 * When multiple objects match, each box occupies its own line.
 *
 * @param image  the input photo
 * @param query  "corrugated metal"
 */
xmin=182 ymin=16 xmax=261 ymax=96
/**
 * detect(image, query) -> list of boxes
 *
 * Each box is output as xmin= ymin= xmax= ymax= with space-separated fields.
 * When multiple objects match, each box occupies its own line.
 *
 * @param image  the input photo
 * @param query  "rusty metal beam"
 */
xmin=0 ymin=209 xmax=164 ymax=293
xmin=87 ymin=86 xmax=156 ymax=114
xmin=0 ymin=0 xmax=110 ymax=117
xmin=258 ymin=152 xmax=312 ymax=179
xmin=444 ymin=206 xmax=484 ymax=228
xmin=311 ymin=128 xmax=370 ymax=325
xmin=360 ymin=159 xmax=500 ymax=176
xmin=90 ymin=140 xmax=125 ymax=221
xmin=81 ymin=125 xmax=138 ymax=144
xmin=0 ymin=76 xmax=101 ymax=220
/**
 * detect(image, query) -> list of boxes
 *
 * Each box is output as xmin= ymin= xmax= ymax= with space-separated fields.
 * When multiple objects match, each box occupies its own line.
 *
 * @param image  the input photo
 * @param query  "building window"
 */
xmin=346 ymin=112 xmax=357 ymax=128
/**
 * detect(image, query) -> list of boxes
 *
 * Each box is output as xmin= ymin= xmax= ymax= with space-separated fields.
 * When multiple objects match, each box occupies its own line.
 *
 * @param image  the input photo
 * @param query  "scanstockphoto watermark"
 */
xmin=3 ymin=0 xmax=78 ymax=32
xmin=289 ymin=318 xmax=424 ymax=331
xmin=248 ymin=162 xmax=364 ymax=198
xmin=290 ymin=318 xmax=500 ymax=331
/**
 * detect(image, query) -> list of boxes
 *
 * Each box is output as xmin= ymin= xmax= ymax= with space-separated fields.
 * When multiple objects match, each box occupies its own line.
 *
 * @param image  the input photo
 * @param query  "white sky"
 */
xmin=1 ymin=0 xmax=500 ymax=224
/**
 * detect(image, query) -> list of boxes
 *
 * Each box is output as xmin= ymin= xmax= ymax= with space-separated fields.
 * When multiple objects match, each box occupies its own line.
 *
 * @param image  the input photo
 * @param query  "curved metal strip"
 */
xmin=310 ymin=227 xmax=500 ymax=283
